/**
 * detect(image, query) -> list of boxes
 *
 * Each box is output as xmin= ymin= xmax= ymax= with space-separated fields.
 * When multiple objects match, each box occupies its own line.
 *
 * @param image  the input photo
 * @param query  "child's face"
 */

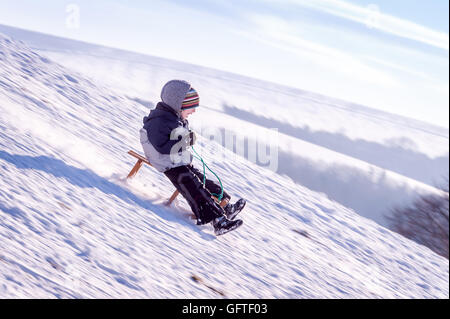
xmin=181 ymin=108 xmax=196 ymax=119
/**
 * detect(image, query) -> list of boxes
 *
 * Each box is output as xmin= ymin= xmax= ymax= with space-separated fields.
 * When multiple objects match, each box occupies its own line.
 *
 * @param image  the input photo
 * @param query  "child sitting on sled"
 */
xmin=140 ymin=80 xmax=246 ymax=235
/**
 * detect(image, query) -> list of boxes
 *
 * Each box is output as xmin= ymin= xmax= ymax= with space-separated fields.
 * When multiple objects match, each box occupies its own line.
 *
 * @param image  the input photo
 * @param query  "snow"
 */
xmin=1 ymin=24 xmax=446 ymax=228
xmin=0 ymin=29 xmax=448 ymax=298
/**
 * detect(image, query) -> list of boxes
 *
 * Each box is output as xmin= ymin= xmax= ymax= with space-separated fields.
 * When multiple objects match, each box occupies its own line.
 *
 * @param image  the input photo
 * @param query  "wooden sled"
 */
xmin=126 ymin=150 xmax=229 ymax=208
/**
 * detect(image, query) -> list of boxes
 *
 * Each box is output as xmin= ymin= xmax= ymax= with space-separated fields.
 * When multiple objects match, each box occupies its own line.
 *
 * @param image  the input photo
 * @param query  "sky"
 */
xmin=0 ymin=0 xmax=448 ymax=128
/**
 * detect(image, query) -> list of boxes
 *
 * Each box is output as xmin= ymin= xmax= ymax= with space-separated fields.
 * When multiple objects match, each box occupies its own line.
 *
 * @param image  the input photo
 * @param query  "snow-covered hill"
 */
xmin=0 ymin=33 xmax=448 ymax=298
xmin=0 ymin=25 xmax=447 ymax=227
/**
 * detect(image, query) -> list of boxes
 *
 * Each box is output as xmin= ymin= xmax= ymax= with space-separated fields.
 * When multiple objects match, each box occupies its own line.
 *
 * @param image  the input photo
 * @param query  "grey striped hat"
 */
xmin=161 ymin=80 xmax=193 ymax=113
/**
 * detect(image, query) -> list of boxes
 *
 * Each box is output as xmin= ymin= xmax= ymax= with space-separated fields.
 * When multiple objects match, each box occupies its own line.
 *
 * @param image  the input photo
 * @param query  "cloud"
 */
xmin=263 ymin=0 xmax=449 ymax=50
xmin=240 ymin=13 xmax=399 ymax=87
xmin=365 ymin=56 xmax=440 ymax=82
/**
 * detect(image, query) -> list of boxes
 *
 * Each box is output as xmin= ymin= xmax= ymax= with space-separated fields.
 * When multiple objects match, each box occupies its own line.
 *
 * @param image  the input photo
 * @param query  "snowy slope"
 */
xmin=0 ymin=25 xmax=446 ymax=228
xmin=0 ymin=33 xmax=448 ymax=298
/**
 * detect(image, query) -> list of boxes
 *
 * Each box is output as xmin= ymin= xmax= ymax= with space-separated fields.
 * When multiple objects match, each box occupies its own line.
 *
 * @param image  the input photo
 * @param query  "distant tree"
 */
xmin=387 ymin=177 xmax=449 ymax=259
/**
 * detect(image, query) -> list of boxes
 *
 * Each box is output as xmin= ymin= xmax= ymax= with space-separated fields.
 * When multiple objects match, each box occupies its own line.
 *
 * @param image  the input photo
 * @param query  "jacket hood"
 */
xmin=143 ymin=102 xmax=179 ymax=125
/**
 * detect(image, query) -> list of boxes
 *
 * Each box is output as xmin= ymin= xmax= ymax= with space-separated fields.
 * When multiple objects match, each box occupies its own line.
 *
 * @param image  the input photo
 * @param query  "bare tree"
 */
xmin=387 ymin=178 xmax=449 ymax=259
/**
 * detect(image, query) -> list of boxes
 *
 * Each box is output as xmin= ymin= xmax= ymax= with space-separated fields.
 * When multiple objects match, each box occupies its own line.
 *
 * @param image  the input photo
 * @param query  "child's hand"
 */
xmin=189 ymin=130 xmax=197 ymax=146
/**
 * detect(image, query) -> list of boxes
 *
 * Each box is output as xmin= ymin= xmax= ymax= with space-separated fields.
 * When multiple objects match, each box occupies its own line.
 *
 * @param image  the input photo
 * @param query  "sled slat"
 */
xmin=128 ymin=150 xmax=151 ymax=166
xmin=126 ymin=159 xmax=143 ymax=179
xmin=165 ymin=190 xmax=180 ymax=206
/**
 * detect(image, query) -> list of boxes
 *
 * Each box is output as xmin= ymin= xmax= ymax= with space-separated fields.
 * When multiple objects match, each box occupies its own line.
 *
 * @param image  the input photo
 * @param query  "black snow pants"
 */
xmin=164 ymin=164 xmax=231 ymax=224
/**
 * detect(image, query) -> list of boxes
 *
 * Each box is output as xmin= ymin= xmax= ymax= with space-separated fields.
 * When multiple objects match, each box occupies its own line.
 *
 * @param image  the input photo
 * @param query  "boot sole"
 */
xmin=228 ymin=200 xmax=247 ymax=220
xmin=214 ymin=220 xmax=243 ymax=236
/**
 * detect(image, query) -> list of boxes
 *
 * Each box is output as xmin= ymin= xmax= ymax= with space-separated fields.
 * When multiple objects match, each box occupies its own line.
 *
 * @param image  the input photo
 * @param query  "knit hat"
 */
xmin=181 ymin=87 xmax=200 ymax=110
xmin=160 ymin=80 xmax=199 ymax=113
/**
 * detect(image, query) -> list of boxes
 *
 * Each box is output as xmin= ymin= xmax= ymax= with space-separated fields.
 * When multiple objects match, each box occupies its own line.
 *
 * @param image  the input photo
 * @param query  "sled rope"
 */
xmin=191 ymin=146 xmax=224 ymax=201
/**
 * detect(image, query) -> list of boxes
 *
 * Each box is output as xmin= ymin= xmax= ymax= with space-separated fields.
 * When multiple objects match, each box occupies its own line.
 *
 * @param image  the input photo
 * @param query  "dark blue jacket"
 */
xmin=140 ymin=102 xmax=193 ymax=172
xmin=143 ymin=102 xmax=189 ymax=154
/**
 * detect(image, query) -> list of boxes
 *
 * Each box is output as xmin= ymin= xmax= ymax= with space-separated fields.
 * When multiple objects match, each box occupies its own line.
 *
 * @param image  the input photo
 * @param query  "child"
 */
xmin=140 ymin=80 xmax=246 ymax=235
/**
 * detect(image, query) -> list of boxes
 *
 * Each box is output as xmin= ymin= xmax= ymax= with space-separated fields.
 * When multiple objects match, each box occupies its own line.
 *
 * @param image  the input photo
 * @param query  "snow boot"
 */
xmin=224 ymin=198 xmax=246 ymax=220
xmin=212 ymin=216 xmax=243 ymax=236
